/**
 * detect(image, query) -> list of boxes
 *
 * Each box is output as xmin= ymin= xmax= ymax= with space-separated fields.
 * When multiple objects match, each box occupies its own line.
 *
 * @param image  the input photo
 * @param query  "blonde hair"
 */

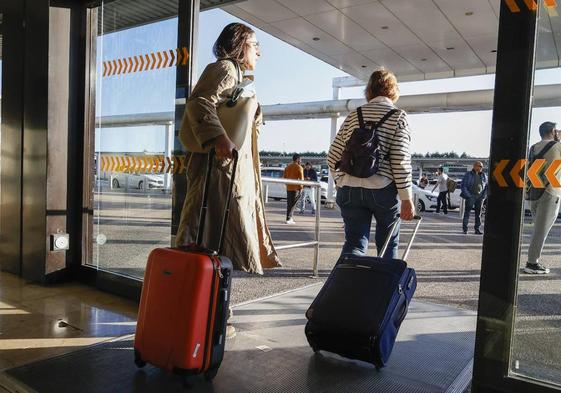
xmin=365 ymin=69 xmax=399 ymax=102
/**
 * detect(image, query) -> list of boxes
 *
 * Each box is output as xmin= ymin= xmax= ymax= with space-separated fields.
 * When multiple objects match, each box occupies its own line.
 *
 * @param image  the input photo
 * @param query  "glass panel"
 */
xmin=511 ymin=2 xmax=561 ymax=387
xmin=89 ymin=0 xmax=178 ymax=278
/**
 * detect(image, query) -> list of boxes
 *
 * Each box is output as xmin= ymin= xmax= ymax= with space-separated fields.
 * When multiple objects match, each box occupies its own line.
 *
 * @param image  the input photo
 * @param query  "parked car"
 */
xmin=260 ymin=167 xmax=286 ymax=200
xmin=110 ymin=173 xmax=164 ymax=190
xmin=260 ymin=167 xmax=332 ymax=203
xmin=412 ymin=184 xmax=439 ymax=212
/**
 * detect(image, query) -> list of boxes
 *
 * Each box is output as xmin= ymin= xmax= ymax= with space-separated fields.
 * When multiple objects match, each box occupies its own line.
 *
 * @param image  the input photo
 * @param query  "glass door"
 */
xmin=474 ymin=1 xmax=561 ymax=392
xmin=510 ymin=0 xmax=561 ymax=388
xmin=82 ymin=0 xmax=179 ymax=284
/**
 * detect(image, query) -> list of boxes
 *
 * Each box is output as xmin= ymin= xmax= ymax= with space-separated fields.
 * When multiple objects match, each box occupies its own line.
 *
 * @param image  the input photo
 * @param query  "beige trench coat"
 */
xmin=176 ymin=59 xmax=281 ymax=274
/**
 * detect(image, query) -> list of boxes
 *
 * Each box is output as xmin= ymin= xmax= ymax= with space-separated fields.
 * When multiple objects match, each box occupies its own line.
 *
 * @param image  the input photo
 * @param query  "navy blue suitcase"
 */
xmin=305 ymin=217 xmax=421 ymax=369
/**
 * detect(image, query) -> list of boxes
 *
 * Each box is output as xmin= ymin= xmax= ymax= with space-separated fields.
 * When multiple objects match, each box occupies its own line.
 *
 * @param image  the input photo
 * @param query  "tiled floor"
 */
xmin=0 ymin=271 xmax=138 ymax=371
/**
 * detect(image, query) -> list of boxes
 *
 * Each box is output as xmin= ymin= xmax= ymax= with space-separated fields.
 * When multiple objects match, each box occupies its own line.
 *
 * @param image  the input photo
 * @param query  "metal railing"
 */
xmin=261 ymin=177 xmax=322 ymax=278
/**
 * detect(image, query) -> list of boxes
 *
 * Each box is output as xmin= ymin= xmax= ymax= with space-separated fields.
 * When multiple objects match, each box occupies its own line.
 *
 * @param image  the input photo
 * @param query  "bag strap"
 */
xmin=531 ymin=140 xmax=557 ymax=162
xmin=357 ymin=107 xmax=365 ymax=129
xmin=374 ymin=109 xmax=399 ymax=132
xmin=362 ymin=108 xmax=399 ymax=149
xmin=196 ymin=149 xmax=239 ymax=254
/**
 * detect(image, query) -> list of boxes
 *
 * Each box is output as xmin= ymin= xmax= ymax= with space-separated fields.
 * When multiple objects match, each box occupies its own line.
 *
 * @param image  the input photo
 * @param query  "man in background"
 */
xmin=524 ymin=122 xmax=561 ymax=274
xmin=299 ymin=162 xmax=318 ymax=215
xmin=283 ymin=154 xmax=304 ymax=224
xmin=432 ymin=167 xmax=449 ymax=214
xmin=460 ymin=161 xmax=487 ymax=235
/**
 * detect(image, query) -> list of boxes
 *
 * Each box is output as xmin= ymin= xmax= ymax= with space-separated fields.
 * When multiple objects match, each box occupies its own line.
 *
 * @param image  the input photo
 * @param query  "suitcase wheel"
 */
xmin=134 ymin=349 xmax=146 ymax=368
xmin=204 ymin=367 xmax=219 ymax=381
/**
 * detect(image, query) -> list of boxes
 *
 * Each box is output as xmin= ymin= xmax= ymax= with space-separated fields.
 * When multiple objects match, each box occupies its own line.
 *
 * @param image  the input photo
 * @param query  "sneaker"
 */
xmin=286 ymin=218 xmax=296 ymax=224
xmin=523 ymin=263 xmax=550 ymax=274
xmin=474 ymin=229 xmax=483 ymax=235
xmin=226 ymin=324 xmax=237 ymax=339
xmin=298 ymin=211 xmax=304 ymax=215
xmin=463 ymin=229 xmax=467 ymax=234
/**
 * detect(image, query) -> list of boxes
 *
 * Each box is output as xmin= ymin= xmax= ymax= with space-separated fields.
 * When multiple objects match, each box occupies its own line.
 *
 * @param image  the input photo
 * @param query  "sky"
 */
xmin=94 ymin=7 xmax=561 ymax=158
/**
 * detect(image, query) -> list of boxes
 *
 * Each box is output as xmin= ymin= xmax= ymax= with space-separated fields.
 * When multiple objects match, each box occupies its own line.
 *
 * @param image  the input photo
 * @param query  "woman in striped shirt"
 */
xmin=327 ymin=69 xmax=414 ymax=259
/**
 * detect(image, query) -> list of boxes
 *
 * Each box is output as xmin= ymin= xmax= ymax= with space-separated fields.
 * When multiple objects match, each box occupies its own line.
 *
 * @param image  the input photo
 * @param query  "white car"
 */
xmin=261 ymin=167 xmax=286 ymax=200
xmin=110 ymin=173 xmax=164 ymax=190
xmin=413 ymin=184 xmax=439 ymax=212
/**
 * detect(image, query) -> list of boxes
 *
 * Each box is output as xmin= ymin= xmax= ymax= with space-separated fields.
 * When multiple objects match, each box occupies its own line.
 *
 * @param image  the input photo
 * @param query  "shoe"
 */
xmin=523 ymin=263 xmax=550 ymax=274
xmin=463 ymin=229 xmax=467 ymax=234
xmin=474 ymin=229 xmax=483 ymax=235
xmin=286 ymin=218 xmax=296 ymax=224
xmin=311 ymin=210 xmax=316 ymax=215
xmin=298 ymin=211 xmax=304 ymax=215
xmin=226 ymin=324 xmax=237 ymax=339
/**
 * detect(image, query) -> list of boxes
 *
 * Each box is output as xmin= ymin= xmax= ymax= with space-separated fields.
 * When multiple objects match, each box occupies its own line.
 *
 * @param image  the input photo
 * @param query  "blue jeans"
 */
xmin=336 ymin=184 xmax=400 ymax=259
xmin=462 ymin=197 xmax=482 ymax=232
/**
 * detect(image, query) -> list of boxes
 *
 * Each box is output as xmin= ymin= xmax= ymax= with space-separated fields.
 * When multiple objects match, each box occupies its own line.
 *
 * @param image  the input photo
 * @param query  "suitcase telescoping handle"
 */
xmin=379 ymin=215 xmax=422 ymax=261
xmin=196 ymin=148 xmax=239 ymax=254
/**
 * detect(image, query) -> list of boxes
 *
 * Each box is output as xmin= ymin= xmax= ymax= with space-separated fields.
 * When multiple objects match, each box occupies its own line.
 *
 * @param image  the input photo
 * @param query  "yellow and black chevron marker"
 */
xmin=493 ymin=159 xmax=561 ymax=188
xmin=100 ymin=155 xmax=186 ymax=175
xmin=102 ymin=47 xmax=189 ymax=77
xmin=504 ymin=0 xmax=559 ymax=16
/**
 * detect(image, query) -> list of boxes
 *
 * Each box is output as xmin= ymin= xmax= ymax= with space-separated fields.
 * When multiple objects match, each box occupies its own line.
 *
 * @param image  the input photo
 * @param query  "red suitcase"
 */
xmin=134 ymin=150 xmax=237 ymax=382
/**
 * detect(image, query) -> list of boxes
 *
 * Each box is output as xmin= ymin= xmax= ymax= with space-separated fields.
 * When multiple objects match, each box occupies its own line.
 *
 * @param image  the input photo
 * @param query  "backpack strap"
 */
xmin=531 ymin=141 xmax=557 ymax=162
xmin=374 ymin=109 xmax=399 ymax=131
xmin=357 ymin=107 xmax=366 ymax=129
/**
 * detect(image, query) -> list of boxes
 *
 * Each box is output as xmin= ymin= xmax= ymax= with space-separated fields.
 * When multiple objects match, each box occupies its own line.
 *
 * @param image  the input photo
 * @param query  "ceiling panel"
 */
xmin=221 ymin=4 xmax=268 ymax=29
xmin=393 ymin=44 xmax=452 ymax=75
xmin=340 ymin=2 xmax=423 ymax=48
xmin=221 ymin=0 xmax=558 ymax=81
xmin=433 ymin=0 xmax=499 ymax=38
xmin=430 ymin=40 xmax=486 ymax=74
xmin=326 ymin=0 xmax=377 ymax=8
xmin=382 ymin=0 xmax=460 ymax=43
xmin=363 ymin=48 xmax=421 ymax=77
xmin=277 ymin=0 xmax=336 ymax=16
xmin=235 ymin=0 xmax=298 ymax=23
xmin=467 ymin=35 xmax=497 ymax=70
xmin=271 ymin=17 xmax=353 ymax=55
xmin=305 ymin=9 xmax=386 ymax=51
xmin=489 ymin=0 xmax=501 ymax=18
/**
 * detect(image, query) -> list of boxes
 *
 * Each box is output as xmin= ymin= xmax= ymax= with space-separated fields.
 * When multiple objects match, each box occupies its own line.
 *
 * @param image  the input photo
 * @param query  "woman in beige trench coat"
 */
xmin=176 ymin=23 xmax=281 ymax=275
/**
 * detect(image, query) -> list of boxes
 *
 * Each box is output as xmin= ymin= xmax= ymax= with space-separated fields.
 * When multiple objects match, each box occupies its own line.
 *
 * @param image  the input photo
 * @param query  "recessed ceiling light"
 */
xmin=312 ymin=37 xmax=320 ymax=41
xmin=381 ymin=26 xmax=389 ymax=30
xmin=446 ymin=47 xmax=455 ymax=50
xmin=465 ymin=11 xmax=474 ymax=16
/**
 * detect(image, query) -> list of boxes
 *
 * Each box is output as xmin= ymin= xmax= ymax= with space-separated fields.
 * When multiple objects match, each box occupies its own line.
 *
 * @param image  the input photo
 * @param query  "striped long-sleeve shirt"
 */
xmin=327 ymin=96 xmax=413 ymax=201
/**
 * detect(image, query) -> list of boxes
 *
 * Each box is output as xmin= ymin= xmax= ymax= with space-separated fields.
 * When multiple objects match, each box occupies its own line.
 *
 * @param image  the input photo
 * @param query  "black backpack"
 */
xmin=337 ymin=107 xmax=398 ymax=178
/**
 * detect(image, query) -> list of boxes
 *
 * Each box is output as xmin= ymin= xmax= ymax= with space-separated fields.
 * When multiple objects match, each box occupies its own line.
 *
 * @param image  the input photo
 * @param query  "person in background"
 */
xmin=460 ymin=161 xmax=487 ymax=235
xmin=299 ymin=162 xmax=318 ymax=215
xmin=432 ymin=167 xmax=449 ymax=214
xmin=327 ymin=68 xmax=415 ymax=260
xmin=524 ymin=122 xmax=561 ymax=274
xmin=283 ymin=154 xmax=304 ymax=224
xmin=419 ymin=176 xmax=429 ymax=189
